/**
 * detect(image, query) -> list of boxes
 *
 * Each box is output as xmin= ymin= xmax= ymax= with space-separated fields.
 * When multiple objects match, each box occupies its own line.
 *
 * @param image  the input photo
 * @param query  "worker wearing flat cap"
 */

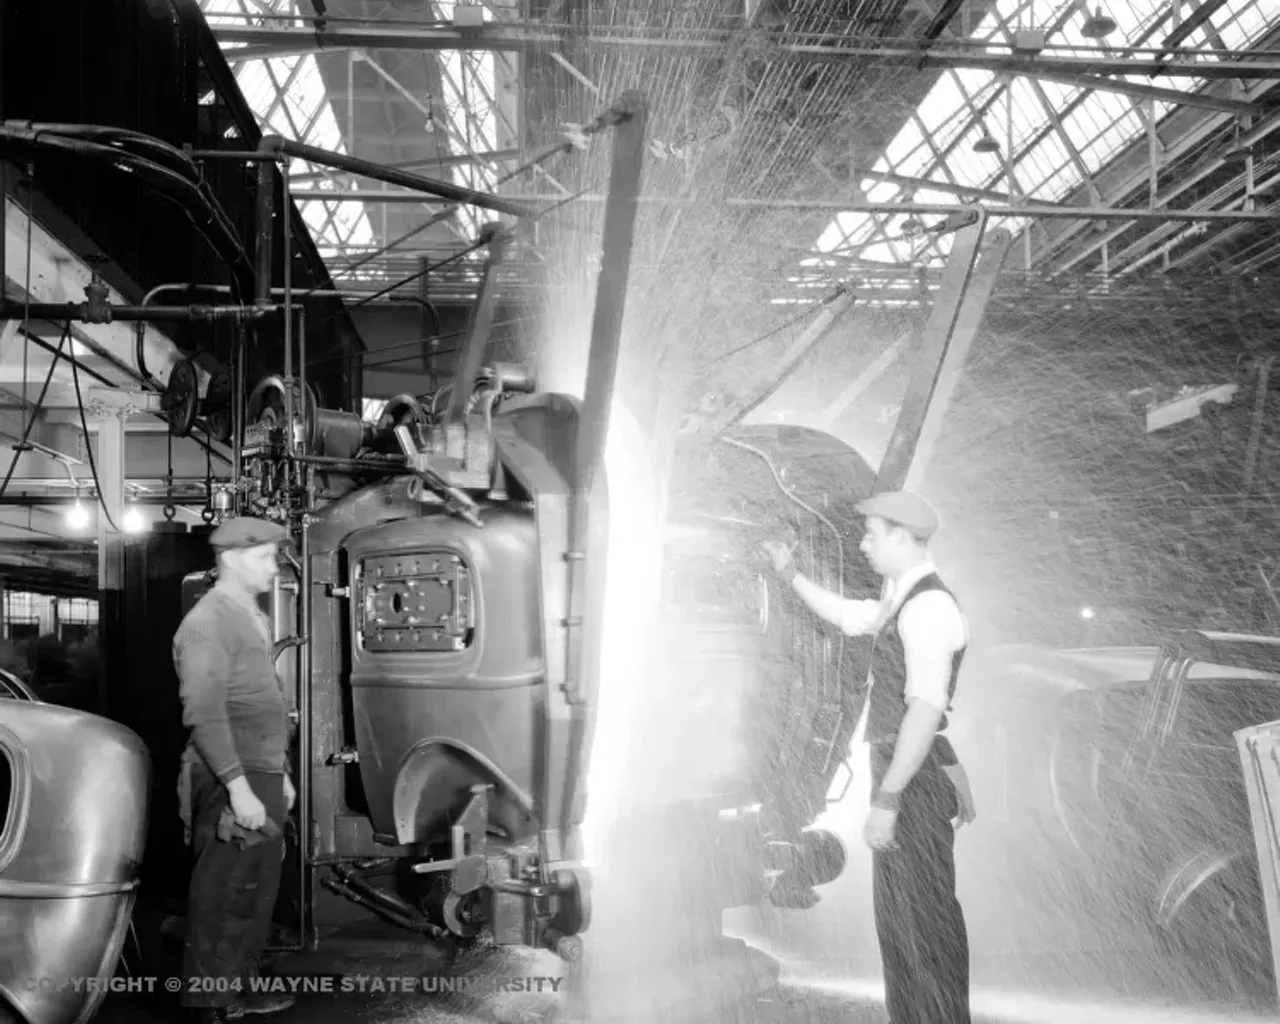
xmin=764 ymin=490 xmax=972 ymax=1024
xmin=173 ymin=516 xmax=296 ymax=1022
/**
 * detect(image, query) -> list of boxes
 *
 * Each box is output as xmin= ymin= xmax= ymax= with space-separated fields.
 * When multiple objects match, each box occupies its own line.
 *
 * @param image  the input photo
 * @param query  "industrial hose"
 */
xmin=0 ymin=123 xmax=255 ymax=299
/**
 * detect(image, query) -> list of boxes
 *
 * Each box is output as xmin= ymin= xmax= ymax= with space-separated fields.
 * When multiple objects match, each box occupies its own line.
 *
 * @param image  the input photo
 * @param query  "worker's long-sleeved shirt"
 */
xmin=174 ymin=586 xmax=288 ymax=783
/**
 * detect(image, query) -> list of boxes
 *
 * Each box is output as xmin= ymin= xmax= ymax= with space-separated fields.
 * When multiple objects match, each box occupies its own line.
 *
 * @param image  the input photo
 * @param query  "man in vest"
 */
xmin=763 ymin=489 xmax=971 ymax=1024
xmin=174 ymin=516 xmax=297 ymax=1023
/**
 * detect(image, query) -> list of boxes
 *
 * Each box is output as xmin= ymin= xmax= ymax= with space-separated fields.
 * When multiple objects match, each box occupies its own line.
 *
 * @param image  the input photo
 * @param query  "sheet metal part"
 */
xmin=0 ymin=702 xmax=149 ymax=1024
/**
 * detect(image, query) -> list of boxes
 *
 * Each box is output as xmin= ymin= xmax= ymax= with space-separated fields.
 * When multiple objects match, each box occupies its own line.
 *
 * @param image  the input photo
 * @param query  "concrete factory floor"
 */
xmin=91 ymin=926 xmax=1278 ymax=1024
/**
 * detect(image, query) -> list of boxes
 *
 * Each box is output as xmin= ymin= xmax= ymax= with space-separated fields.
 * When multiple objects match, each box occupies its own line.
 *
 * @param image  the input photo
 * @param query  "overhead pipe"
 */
xmin=254 ymin=135 xmax=535 ymax=219
xmin=140 ymin=280 xmax=439 ymax=311
xmin=0 ymin=301 xmax=278 ymax=323
xmin=445 ymin=232 xmax=507 ymax=426
xmin=708 ymin=284 xmax=858 ymax=435
xmin=0 ymin=123 xmax=255 ymax=297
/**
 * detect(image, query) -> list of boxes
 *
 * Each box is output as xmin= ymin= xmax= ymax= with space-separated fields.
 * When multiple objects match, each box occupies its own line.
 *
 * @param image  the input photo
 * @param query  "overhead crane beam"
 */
xmin=212 ymin=23 xmax=1278 ymax=100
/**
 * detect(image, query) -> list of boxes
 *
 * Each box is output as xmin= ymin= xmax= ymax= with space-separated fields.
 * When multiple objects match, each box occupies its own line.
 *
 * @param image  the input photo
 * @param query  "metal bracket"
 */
xmin=409 ymin=784 xmax=490 ymax=895
xmin=83 ymin=387 xmax=164 ymax=419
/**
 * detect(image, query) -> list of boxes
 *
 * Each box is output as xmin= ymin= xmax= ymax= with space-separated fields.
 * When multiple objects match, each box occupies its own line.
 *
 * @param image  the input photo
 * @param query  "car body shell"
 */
xmin=0 ymin=694 xmax=149 ymax=1024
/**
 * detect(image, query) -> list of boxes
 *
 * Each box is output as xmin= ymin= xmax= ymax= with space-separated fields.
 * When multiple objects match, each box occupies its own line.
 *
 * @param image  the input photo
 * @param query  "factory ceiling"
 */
xmin=4 ymin=0 xmax=1280 ymax=594
xmin=202 ymin=0 xmax=1280 ymax=307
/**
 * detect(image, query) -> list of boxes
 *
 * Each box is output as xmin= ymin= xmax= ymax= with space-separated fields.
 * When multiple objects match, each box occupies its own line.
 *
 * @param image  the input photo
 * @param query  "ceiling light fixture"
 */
xmin=1081 ymin=6 xmax=1117 ymax=39
xmin=972 ymin=131 xmax=1001 ymax=154
xmin=123 ymin=505 xmax=148 ymax=534
xmin=66 ymin=499 xmax=90 ymax=531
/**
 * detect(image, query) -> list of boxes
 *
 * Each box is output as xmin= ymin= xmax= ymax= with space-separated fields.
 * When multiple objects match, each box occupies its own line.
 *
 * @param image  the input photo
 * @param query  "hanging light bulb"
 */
xmin=972 ymin=131 xmax=1001 ymax=154
xmin=122 ymin=505 xmax=148 ymax=534
xmin=1081 ymin=6 xmax=1117 ymax=38
xmin=66 ymin=500 xmax=90 ymax=531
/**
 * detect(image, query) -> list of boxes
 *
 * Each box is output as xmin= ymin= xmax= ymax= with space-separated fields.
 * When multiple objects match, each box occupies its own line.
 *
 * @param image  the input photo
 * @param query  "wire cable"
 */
xmin=0 ymin=321 xmax=72 ymax=504
xmin=67 ymin=321 xmax=118 ymax=533
xmin=309 ymin=238 xmax=491 ymax=332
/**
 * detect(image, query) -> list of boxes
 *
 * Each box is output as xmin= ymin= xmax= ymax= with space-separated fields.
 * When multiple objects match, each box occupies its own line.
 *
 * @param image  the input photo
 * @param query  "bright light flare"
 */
xmin=122 ymin=506 xmax=148 ymax=534
xmin=581 ymin=403 xmax=663 ymax=865
xmin=1080 ymin=606 xmax=1096 ymax=620
xmin=65 ymin=501 xmax=91 ymax=531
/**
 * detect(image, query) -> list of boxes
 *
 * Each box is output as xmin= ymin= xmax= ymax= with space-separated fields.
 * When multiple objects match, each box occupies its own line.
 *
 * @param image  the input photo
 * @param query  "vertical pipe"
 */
xmin=549 ymin=93 xmax=647 ymax=862
xmin=346 ymin=51 xmax=355 ymax=165
xmin=254 ymin=154 xmax=276 ymax=307
xmin=281 ymin=158 xmax=295 ymax=456
xmin=297 ymin=499 xmax=313 ymax=950
xmin=1243 ymin=355 xmax=1274 ymax=493
xmin=297 ymin=305 xmax=307 ymax=452
xmin=253 ymin=139 xmax=280 ymax=489
xmin=573 ymin=91 xmax=648 ymax=498
xmin=1148 ymin=97 xmax=1159 ymax=209
xmin=1005 ymin=77 xmax=1015 ymax=202
xmin=232 ymin=322 xmax=244 ymax=500
xmin=1243 ymin=115 xmax=1256 ymax=212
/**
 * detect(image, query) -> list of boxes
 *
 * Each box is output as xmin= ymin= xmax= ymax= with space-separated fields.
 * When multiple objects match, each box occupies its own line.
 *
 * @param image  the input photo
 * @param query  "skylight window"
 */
xmin=431 ymin=1 xmax=503 ymax=240
xmin=201 ymin=0 xmax=375 ymax=265
xmin=798 ymin=0 xmax=1280 ymax=299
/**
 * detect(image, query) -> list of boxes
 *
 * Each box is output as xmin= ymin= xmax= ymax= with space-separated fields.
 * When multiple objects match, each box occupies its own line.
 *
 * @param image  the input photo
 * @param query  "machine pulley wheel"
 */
xmin=205 ymin=367 xmax=233 ymax=411
xmin=246 ymin=374 xmax=319 ymax=445
xmin=206 ymin=408 xmax=233 ymax=445
xmin=163 ymin=358 xmax=200 ymax=438
xmin=377 ymin=393 xmax=428 ymax=431
xmin=441 ymin=891 xmax=481 ymax=939
xmin=550 ymin=867 xmax=591 ymax=936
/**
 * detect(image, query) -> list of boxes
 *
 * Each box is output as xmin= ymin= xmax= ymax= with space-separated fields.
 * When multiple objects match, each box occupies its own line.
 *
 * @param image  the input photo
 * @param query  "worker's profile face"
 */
xmin=859 ymin=516 xmax=895 ymax=574
xmin=226 ymin=542 xmax=280 ymax=594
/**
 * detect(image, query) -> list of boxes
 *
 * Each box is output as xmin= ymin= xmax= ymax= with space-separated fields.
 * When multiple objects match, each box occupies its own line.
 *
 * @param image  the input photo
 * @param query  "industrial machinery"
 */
xmin=0 ymin=47 xmax=1015 ymax=1002
xmin=1043 ymin=631 xmax=1280 ymax=999
xmin=159 ymin=95 xmax=646 ymax=960
xmin=1238 ymin=713 xmax=1280 ymax=1010
xmin=643 ymin=210 xmax=1015 ymax=913
xmin=0 ymin=700 xmax=149 ymax=1024
xmin=660 ymin=423 xmax=879 ymax=897
xmin=0 ymin=74 xmax=643 ymax=970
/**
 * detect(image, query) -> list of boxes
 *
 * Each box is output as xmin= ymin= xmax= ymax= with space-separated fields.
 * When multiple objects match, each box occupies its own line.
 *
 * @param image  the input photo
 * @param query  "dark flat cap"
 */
xmin=856 ymin=490 xmax=940 ymax=540
xmin=209 ymin=516 xmax=289 ymax=550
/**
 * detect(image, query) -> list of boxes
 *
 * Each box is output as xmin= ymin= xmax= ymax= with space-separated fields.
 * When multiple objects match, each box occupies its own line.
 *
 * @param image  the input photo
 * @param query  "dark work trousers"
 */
xmin=182 ymin=763 xmax=285 ymax=1008
xmin=870 ymin=743 xmax=971 ymax=1024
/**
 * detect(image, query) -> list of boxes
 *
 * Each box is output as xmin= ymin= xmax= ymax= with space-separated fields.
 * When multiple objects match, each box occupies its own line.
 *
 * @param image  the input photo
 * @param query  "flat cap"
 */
xmin=209 ymin=516 xmax=289 ymax=551
xmin=856 ymin=490 xmax=940 ymax=541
